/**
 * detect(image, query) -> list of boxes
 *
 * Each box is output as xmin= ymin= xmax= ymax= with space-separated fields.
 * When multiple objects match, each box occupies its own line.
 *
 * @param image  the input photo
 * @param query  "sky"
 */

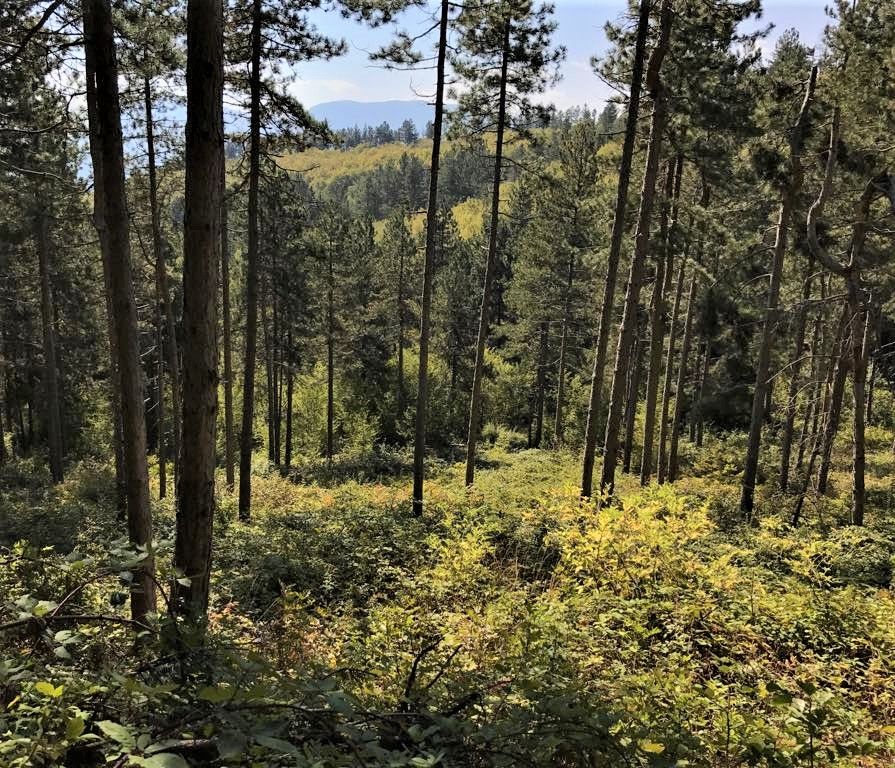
xmin=291 ymin=0 xmax=833 ymax=112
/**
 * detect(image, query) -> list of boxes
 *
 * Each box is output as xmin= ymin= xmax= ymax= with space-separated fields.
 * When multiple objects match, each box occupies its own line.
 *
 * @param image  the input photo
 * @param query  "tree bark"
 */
xmin=598 ymin=0 xmax=672 ymax=503
xmin=221 ymin=188 xmax=235 ymax=489
xmin=553 ymin=249 xmax=575 ymax=446
xmin=640 ymin=159 xmax=677 ymax=485
xmin=145 ymin=76 xmax=181 ymax=490
xmin=35 ymin=208 xmax=63 ymax=483
xmin=173 ymin=0 xmax=222 ymax=622
xmin=411 ymin=0 xmax=449 ymax=516
xmin=84 ymin=0 xmax=156 ymax=621
xmin=238 ymin=0 xmax=262 ymax=519
xmin=779 ymin=257 xmax=814 ymax=492
xmin=580 ymin=0 xmax=651 ymax=498
xmin=465 ymin=18 xmax=510 ymax=486
xmin=82 ymin=9 xmax=125 ymax=517
xmin=739 ymin=65 xmax=817 ymax=519
xmin=622 ymin=307 xmax=646 ymax=474
xmin=532 ymin=321 xmax=548 ymax=449
xmin=657 ymin=252 xmax=685 ymax=484
xmin=668 ymin=272 xmax=697 ymax=482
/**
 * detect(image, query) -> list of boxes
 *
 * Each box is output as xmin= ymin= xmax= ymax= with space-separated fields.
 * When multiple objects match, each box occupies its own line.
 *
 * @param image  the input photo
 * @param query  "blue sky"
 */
xmin=290 ymin=0 xmax=832 ymax=111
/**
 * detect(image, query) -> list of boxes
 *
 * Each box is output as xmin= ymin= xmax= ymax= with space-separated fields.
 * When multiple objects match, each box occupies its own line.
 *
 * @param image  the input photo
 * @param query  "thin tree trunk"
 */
xmin=793 ymin=306 xmax=848 ymax=525
xmin=796 ymin=280 xmax=827 ymax=471
xmin=658 ymin=253 xmax=686 ymax=484
xmin=155 ymin=297 xmax=166 ymax=498
xmin=533 ymin=321 xmax=548 ymax=449
xmin=35 ymin=208 xmax=64 ymax=483
xmin=779 ymin=258 xmax=814 ymax=491
xmin=172 ymin=0 xmax=222 ymax=622
xmin=262 ymin=296 xmax=275 ymax=463
xmin=221 ymin=187 xmax=235 ymax=489
xmin=145 ymin=75 xmax=181 ymax=490
xmin=849 ymin=281 xmax=866 ymax=525
xmin=326 ymin=242 xmax=334 ymax=471
xmin=622 ymin=308 xmax=646 ymax=474
xmin=284 ymin=355 xmax=293 ymax=471
xmin=580 ymin=0 xmax=651 ymax=498
xmin=740 ymin=65 xmax=817 ymax=519
xmin=668 ymin=273 xmax=697 ymax=482
xmin=695 ymin=337 xmax=709 ymax=447
xmin=465 ymin=18 xmax=510 ymax=487
xmin=553 ymin=249 xmax=575 ymax=446
xmin=396 ymin=240 xmax=405 ymax=422
xmin=84 ymin=0 xmax=155 ymax=621
xmin=238 ymin=0 xmax=262 ymax=519
xmin=411 ymin=0 xmax=449 ymax=516
xmin=640 ymin=160 xmax=677 ymax=485
xmin=82 ymin=13 xmax=125 ymax=517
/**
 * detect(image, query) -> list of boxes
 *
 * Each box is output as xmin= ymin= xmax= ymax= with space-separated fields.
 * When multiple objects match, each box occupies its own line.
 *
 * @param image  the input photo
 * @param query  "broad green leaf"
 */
xmin=97 ymin=720 xmax=135 ymax=749
xmin=65 ymin=716 xmax=85 ymax=740
xmin=639 ymin=740 xmax=665 ymax=754
xmin=34 ymin=681 xmax=63 ymax=698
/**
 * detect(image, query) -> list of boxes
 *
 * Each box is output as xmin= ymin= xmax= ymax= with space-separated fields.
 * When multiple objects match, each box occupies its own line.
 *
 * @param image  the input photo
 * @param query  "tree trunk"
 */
xmin=155 ymin=297 xmax=166 ymax=498
xmin=694 ymin=337 xmax=709 ymax=447
xmin=793 ymin=305 xmax=848 ymax=525
xmin=668 ymin=272 xmax=697 ymax=482
xmin=326 ymin=242 xmax=335 ymax=471
xmin=145 ymin=75 xmax=181 ymax=490
xmin=465 ymin=18 xmax=510 ymax=487
xmin=396 ymin=239 xmax=405 ymax=423
xmin=411 ymin=0 xmax=449 ymax=516
xmin=580 ymin=0 xmax=651 ymax=498
xmin=657 ymin=254 xmax=685 ymax=484
xmin=173 ymin=0 xmax=222 ymax=622
xmin=849 ymin=280 xmax=866 ymax=525
xmin=221 ymin=187 xmax=235 ymax=489
xmin=622 ymin=308 xmax=646 ymax=474
xmin=553 ymin=249 xmax=575 ymax=446
xmin=82 ymin=10 xmax=125 ymax=517
xmin=284 ymin=358 xmax=294 ymax=471
xmin=238 ymin=0 xmax=262 ymax=519
xmin=796 ymin=281 xmax=827 ymax=471
xmin=84 ymin=0 xmax=156 ymax=621
xmin=35 ymin=208 xmax=64 ymax=483
xmin=533 ymin=321 xmax=548 ymax=449
xmin=640 ymin=159 xmax=677 ymax=486
xmin=779 ymin=258 xmax=814 ymax=491
xmin=599 ymin=0 xmax=672 ymax=503
xmin=739 ymin=64 xmax=817 ymax=519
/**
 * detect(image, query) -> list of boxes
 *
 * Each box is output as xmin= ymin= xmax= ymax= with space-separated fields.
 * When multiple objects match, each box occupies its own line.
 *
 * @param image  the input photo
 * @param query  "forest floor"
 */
xmin=2 ymin=430 xmax=895 ymax=766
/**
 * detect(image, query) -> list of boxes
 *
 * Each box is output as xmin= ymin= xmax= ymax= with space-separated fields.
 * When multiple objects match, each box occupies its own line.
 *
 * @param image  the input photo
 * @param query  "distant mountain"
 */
xmin=309 ymin=100 xmax=446 ymax=132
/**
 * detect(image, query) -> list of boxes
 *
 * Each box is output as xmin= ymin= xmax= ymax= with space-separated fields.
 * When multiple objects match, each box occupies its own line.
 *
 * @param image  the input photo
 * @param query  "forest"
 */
xmin=1 ymin=0 xmax=895 ymax=765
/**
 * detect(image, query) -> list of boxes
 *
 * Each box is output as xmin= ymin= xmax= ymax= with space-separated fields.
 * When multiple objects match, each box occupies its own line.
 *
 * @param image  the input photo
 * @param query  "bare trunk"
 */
xmin=533 ymin=322 xmax=548 ymax=449
xmin=640 ymin=160 xmax=677 ymax=485
xmin=849 ymin=280 xmax=866 ymax=525
xmin=580 ymin=0 xmax=651 ymax=498
xmin=695 ymin=338 xmax=709 ymax=447
xmin=553 ymin=249 xmax=575 ymax=446
xmin=411 ymin=0 xmax=449 ymax=515
xmin=172 ymin=0 xmax=222 ymax=622
xmin=668 ymin=273 xmax=697 ymax=482
xmin=82 ymin=14 xmax=125 ymax=517
xmin=238 ymin=0 xmax=262 ymax=519
xmin=779 ymin=259 xmax=814 ymax=491
xmin=657 ymin=255 xmax=685 ymax=484
xmin=145 ymin=76 xmax=181 ymax=491
xmin=326 ymin=244 xmax=334 ymax=471
xmin=622 ymin=308 xmax=646 ymax=474
xmin=221 ymin=188 xmax=235 ymax=489
xmin=465 ymin=19 xmax=510 ymax=486
xmin=84 ymin=0 xmax=155 ymax=621
xmin=35 ymin=209 xmax=64 ymax=483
